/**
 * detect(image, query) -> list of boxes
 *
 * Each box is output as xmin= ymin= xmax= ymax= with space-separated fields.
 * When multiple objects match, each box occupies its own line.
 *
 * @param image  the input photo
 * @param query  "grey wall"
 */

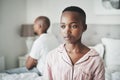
xmin=0 ymin=0 xmax=27 ymax=69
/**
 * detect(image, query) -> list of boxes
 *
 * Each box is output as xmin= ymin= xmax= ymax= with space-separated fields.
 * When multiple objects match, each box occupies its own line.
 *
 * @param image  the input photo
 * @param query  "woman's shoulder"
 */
xmin=89 ymin=48 xmax=104 ymax=64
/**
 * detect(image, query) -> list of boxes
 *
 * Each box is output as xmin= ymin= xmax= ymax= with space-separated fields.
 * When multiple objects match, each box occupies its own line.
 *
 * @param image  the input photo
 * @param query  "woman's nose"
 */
xmin=64 ymin=26 xmax=71 ymax=34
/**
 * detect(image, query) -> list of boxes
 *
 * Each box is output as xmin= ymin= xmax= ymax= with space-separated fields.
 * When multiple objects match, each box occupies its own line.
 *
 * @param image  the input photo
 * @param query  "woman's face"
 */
xmin=60 ymin=11 xmax=85 ymax=44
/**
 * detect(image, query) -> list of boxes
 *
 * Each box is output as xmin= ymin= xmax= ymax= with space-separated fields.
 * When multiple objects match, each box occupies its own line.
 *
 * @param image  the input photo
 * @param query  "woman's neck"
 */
xmin=65 ymin=41 xmax=85 ymax=54
xmin=65 ymin=42 xmax=81 ymax=49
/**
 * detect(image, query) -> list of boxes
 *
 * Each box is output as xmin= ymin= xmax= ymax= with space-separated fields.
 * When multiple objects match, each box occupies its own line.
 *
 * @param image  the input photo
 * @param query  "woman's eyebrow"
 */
xmin=71 ymin=22 xmax=78 ymax=24
xmin=60 ymin=22 xmax=78 ymax=24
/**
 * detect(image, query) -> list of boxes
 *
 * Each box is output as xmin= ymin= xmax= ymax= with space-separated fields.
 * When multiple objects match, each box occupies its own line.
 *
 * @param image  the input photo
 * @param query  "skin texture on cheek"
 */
xmin=65 ymin=30 xmax=82 ymax=44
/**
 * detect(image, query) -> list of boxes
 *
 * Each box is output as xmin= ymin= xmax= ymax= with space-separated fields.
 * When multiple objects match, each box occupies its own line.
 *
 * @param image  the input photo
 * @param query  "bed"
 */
xmin=0 ymin=72 xmax=41 ymax=80
xmin=0 ymin=23 xmax=120 ymax=80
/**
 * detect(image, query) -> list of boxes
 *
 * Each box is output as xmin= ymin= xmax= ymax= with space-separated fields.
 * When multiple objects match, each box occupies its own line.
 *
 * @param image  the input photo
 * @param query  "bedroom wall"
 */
xmin=26 ymin=0 xmax=120 ymax=24
xmin=0 ymin=0 xmax=27 ymax=69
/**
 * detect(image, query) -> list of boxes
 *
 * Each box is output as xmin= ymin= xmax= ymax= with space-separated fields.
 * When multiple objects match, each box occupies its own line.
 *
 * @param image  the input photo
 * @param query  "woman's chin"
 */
xmin=65 ymin=40 xmax=74 ymax=44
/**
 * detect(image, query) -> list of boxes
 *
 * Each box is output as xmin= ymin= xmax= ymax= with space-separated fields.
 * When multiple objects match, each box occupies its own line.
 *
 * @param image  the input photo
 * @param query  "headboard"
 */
xmin=49 ymin=23 xmax=120 ymax=46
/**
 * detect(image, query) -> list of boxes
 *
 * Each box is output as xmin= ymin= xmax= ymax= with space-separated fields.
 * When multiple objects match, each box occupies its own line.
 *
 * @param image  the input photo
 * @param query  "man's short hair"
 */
xmin=34 ymin=16 xmax=50 ymax=27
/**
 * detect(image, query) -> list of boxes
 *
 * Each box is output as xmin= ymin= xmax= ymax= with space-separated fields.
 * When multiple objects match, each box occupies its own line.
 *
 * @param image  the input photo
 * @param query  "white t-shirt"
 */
xmin=29 ymin=33 xmax=59 ymax=74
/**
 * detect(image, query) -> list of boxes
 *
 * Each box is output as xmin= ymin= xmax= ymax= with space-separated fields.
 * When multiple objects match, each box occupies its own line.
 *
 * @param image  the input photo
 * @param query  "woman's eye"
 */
xmin=60 ymin=25 xmax=65 ymax=29
xmin=71 ymin=25 xmax=78 ymax=29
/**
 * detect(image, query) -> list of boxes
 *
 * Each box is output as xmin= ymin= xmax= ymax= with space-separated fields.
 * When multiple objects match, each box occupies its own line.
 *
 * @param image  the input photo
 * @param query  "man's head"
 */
xmin=34 ymin=16 xmax=50 ymax=35
xmin=60 ymin=6 xmax=87 ymax=43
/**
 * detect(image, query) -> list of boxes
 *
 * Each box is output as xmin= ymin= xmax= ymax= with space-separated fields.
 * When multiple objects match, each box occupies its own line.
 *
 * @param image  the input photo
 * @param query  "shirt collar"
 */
xmin=57 ymin=44 xmax=99 ymax=65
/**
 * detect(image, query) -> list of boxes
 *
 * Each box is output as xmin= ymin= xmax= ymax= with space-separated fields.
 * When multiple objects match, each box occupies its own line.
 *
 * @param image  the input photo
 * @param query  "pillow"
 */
xmin=107 ymin=65 xmax=120 ymax=73
xmin=89 ymin=43 xmax=104 ymax=58
xmin=105 ymin=65 xmax=120 ymax=80
xmin=105 ymin=67 xmax=111 ymax=80
xmin=102 ymin=38 xmax=120 ymax=67
xmin=112 ymin=72 xmax=120 ymax=80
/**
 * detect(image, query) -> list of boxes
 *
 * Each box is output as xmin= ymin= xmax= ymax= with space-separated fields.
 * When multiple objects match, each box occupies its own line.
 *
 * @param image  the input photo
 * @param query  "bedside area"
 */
xmin=0 ymin=56 xmax=5 ymax=71
xmin=18 ymin=56 xmax=26 ymax=67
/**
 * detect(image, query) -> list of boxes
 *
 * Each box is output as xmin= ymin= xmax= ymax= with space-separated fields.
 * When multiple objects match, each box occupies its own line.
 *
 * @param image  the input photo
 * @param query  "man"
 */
xmin=26 ymin=16 xmax=59 ymax=75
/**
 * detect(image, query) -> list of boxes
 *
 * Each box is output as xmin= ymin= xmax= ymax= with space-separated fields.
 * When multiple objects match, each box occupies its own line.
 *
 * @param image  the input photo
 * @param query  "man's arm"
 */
xmin=26 ymin=56 xmax=38 ymax=70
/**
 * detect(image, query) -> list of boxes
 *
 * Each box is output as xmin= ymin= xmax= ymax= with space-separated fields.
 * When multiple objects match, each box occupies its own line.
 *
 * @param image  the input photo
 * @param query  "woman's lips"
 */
xmin=64 ymin=36 xmax=71 ymax=40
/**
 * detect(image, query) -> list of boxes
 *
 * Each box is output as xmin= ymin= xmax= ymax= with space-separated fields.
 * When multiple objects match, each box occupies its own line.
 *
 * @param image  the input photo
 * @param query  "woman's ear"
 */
xmin=83 ymin=24 xmax=87 ymax=32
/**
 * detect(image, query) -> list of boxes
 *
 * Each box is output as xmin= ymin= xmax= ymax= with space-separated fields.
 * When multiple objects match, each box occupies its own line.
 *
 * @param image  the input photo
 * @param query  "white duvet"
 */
xmin=0 ymin=72 xmax=42 ymax=80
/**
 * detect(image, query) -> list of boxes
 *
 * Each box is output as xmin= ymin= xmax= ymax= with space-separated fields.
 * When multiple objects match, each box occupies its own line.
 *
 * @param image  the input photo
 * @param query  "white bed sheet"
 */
xmin=0 ymin=72 xmax=42 ymax=80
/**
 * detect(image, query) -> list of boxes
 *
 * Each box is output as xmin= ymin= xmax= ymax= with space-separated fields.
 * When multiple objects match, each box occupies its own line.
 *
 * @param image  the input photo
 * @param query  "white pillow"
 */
xmin=112 ymin=72 xmax=120 ymax=80
xmin=89 ymin=43 xmax=104 ymax=58
xmin=102 ymin=38 xmax=120 ymax=67
xmin=107 ymin=65 xmax=120 ymax=73
xmin=105 ymin=67 xmax=111 ymax=80
xmin=105 ymin=66 xmax=120 ymax=80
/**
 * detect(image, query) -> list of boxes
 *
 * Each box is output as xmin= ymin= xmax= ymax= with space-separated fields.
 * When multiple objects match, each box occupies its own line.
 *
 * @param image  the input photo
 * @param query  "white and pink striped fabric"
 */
xmin=43 ymin=44 xmax=105 ymax=80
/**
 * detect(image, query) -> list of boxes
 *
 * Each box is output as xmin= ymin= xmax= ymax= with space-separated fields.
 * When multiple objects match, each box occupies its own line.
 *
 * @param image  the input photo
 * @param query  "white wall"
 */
xmin=0 ymin=0 xmax=27 ymax=69
xmin=26 ymin=0 xmax=120 ymax=24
